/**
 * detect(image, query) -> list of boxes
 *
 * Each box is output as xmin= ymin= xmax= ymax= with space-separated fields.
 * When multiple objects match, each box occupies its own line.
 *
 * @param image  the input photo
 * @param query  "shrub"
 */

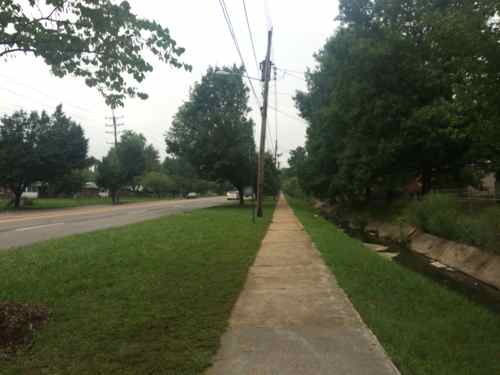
xmin=282 ymin=177 xmax=305 ymax=198
xmin=406 ymin=194 xmax=500 ymax=254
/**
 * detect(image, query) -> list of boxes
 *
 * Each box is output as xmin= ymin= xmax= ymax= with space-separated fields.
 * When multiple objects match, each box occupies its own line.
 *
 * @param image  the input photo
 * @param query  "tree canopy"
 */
xmin=95 ymin=130 xmax=160 ymax=202
xmin=0 ymin=106 xmax=88 ymax=206
xmin=96 ymin=148 xmax=124 ymax=204
xmin=295 ymin=0 xmax=500 ymax=201
xmin=166 ymin=65 xmax=256 ymax=204
xmin=0 ymin=0 xmax=190 ymax=107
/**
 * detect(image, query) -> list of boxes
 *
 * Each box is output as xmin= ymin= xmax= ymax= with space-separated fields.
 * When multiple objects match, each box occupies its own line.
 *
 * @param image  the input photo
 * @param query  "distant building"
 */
xmin=80 ymin=182 xmax=99 ymax=197
xmin=467 ymin=173 xmax=496 ymax=197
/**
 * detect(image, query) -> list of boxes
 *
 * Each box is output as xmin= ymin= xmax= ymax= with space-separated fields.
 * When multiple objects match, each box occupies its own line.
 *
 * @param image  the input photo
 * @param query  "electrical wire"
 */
xmin=218 ymin=1 xmax=278 ymax=157
xmin=218 ymin=0 xmax=262 ymax=108
xmin=242 ymin=0 xmax=260 ymax=74
xmin=0 ymin=86 xmax=101 ymax=127
xmin=268 ymin=105 xmax=308 ymax=125
xmin=276 ymin=67 xmax=306 ymax=75
xmin=282 ymin=70 xmax=307 ymax=82
xmin=0 ymin=73 xmax=100 ymax=116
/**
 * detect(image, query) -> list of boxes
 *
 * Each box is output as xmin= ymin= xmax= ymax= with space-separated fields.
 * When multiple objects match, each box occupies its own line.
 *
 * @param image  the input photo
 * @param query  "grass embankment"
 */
xmin=406 ymin=194 xmax=500 ymax=254
xmin=287 ymin=197 xmax=500 ymax=375
xmin=336 ymin=194 xmax=500 ymax=254
xmin=0 ymin=196 xmax=172 ymax=212
xmin=0 ymin=201 xmax=274 ymax=374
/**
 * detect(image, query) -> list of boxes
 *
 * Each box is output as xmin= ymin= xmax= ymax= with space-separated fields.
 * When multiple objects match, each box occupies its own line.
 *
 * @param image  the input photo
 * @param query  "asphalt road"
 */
xmin=0 ymin=196 xmax=229 ymax=250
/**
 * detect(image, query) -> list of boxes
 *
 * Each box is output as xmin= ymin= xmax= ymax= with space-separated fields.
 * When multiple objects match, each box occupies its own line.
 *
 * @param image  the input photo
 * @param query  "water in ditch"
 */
xmin=389 ymin=245 xmax=500 ymax=314
xmin=336 ymin=221 xmax=500 ymax=314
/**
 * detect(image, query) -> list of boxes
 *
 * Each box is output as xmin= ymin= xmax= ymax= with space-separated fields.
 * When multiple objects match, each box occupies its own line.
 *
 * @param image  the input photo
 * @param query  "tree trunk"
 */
xmin=111 ymin=190 xmax=118 ymax=205
xmin=365 ymin=187 xmax=372 ymax=202
xmin=421 ymin=169 xmax=432 ymax=196
xmin=238 ymin=187 xmax=244 ymax=206
xmin=14 ymin=190 xmax=22 ymax=208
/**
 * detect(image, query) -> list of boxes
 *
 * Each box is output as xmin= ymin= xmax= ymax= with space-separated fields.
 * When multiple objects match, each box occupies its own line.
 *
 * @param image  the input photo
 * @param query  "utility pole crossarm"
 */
xmin=105 ymin=110 xmax=125 ymax=148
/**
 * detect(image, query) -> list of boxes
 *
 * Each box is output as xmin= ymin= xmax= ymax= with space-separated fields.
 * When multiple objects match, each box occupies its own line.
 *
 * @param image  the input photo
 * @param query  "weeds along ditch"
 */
xmin=320 ymin=208 xmax=500 ymax=315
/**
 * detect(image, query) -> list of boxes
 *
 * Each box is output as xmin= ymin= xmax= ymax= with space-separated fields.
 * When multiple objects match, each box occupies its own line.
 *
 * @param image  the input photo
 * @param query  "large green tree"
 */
xmin=140 ymin=171 xmax=173 ymax=197
xmin=0 ymin=106 xmax=88 ymax=207
xmin=296 ymin=0 xmax=499 ymax=201
xmin=95 ymin=131 xmax=159 ymax=202
xmin=117 ymin=130 xmax=146 ymax=188
xmin=96 ymin=148 xmax=125 ymax=204
xmin=144 ymin=144 xmax=161 ymax=173
xmin=166 ymin=65 xmax=256 ymax=205
xmin=0 ymin=0 xmax=190 ymax=107
xmin=263 ymin=152 xmax=280 ymax=197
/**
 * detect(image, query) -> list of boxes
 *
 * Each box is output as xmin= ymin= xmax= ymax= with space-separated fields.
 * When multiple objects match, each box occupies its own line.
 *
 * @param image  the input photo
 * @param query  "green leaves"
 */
xmin=96 ymin=131 xmax=160 ymax=202
xmin=0 ymin=0 xmax=191 ymax=107
xmin=0 ymin=107 xmax=88 ymax=206
xmin=166 ymin=65 xmax=256 ymax=194
xmin=295 ymin=0 xmax=500 ymax=201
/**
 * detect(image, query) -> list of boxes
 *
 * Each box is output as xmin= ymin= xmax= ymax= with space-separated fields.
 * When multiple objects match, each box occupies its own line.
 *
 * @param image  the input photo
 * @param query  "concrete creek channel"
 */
xmin=320 ymin=210 xmax=500 ymax=315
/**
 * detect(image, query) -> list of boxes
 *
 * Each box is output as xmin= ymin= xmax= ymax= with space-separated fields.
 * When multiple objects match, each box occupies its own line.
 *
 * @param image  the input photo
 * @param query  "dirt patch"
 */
xmin=0 ymin=301 xmax=49 ymax=359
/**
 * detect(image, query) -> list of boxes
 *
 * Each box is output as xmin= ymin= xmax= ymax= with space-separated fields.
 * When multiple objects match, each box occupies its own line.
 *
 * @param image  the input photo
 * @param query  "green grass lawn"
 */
xmin=0 ymin=201 xmax=274 ymax=374
xmin=287 ymin=197 xmax=500 ymax=375
xmin=0 ymin=196 xmax=172 ymax=212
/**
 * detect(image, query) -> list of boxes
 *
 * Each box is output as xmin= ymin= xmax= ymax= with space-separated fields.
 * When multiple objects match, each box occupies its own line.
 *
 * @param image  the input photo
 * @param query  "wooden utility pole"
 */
xmin=256 ymin=29 xmax=273 ymax=218
xmin=105 ymin=110 xmax=124 ymax=148
xmin=273 ymin=65 xmax=279 ymax=168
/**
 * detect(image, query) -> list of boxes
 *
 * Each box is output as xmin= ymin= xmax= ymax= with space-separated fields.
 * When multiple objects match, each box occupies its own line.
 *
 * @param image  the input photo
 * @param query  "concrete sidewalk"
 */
xmin=208 ymin=196 xmax=400 ymax=375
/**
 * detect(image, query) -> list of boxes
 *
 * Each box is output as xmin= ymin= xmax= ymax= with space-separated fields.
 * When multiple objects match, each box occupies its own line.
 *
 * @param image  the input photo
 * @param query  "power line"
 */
xmin=218 ymin=0 xmax=261 ymax=108
xmin=242 ymin=0 xmax=260 ymax=74
xmin=0 ymin=86 xmax=99 ymax=126
xmin=282 ymin=70 xmax=307 ymax=82
xmin=267 ymin=123 xmax=275 ymax=152
xmin=105 ymin=110 xmax=125 ymax=148
xmin=0 ymin=73 xmax=100 ymax=116
xmin=276 ymin=67 xmax=306 ymax=75
xmin=268 ymin=105 xmax=308 ymax=125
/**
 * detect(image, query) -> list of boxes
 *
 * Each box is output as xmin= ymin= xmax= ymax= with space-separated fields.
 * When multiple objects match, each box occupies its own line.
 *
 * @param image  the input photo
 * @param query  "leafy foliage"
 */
xmin=406 ymin=194 xmax=500 ymax=253
xmin=140 ymin=172 xmax=173 ymax=197
xmin=116 ymin=130 xmax=147 ymax=189
xmin=0 ymin=0 xmax=191 ymax=107
xmin=43 ymin=168 xmax=92 ymax=197
xmin=263 ymin=152 xmax=280 ymax=196
xmin=166 ymin=65 xmax=256 ymax=204
xmin=95 ymin=148 xmax=124 ymax=204
xmin=295 ymin=0 xmax=500 ymax=201
xmin=0 ymin=106 xmax=88 ymax=207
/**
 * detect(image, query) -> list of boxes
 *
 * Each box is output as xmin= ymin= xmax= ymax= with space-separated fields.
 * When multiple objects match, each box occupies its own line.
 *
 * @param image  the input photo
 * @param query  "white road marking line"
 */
xmin=15 ymin=223 xmax=65 ymax=232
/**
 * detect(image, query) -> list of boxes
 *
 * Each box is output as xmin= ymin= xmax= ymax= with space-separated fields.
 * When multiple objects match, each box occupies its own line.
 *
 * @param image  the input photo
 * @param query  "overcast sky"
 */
xmin=1 ymin=1 xmax=339 ymax=166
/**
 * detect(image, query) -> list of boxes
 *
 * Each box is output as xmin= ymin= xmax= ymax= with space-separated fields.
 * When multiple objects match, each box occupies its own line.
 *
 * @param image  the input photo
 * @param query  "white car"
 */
xmin=226 ymin=191 xmax=240 ymax=200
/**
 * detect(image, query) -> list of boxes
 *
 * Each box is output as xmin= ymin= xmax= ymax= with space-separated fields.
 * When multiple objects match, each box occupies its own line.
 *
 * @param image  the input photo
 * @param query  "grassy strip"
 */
xmin=406 ymin=194 xmax=500 ymax=254
xmin=0 ymin=196 xmax=173 ymax=212
xmin=287 ymin=197 xmax=500 ymax=375
xmin=0 ymin=201 xmax=274 ymax=374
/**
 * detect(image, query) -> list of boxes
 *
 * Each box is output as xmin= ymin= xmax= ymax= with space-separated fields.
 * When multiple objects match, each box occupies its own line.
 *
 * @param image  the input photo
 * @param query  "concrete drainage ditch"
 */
xmin=322 ymin=211 xmax=500 ymax=314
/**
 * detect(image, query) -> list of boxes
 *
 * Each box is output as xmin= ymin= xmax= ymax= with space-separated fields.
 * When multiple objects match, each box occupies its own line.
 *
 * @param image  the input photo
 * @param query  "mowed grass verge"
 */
xmin=0 ymin=201 xmax=274 ymax=374
xmin=287 ymin=197 xmax=500 ymax=375
xmin=0 ymin=196 xmax=173 ymax=212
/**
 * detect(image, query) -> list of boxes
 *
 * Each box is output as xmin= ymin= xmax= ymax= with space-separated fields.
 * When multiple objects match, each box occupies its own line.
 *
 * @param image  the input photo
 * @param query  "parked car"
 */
xmin=226 ymin=190 xmax=240 ymax=200
xmin=186 ymin=192 xmax=199 ymax=199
